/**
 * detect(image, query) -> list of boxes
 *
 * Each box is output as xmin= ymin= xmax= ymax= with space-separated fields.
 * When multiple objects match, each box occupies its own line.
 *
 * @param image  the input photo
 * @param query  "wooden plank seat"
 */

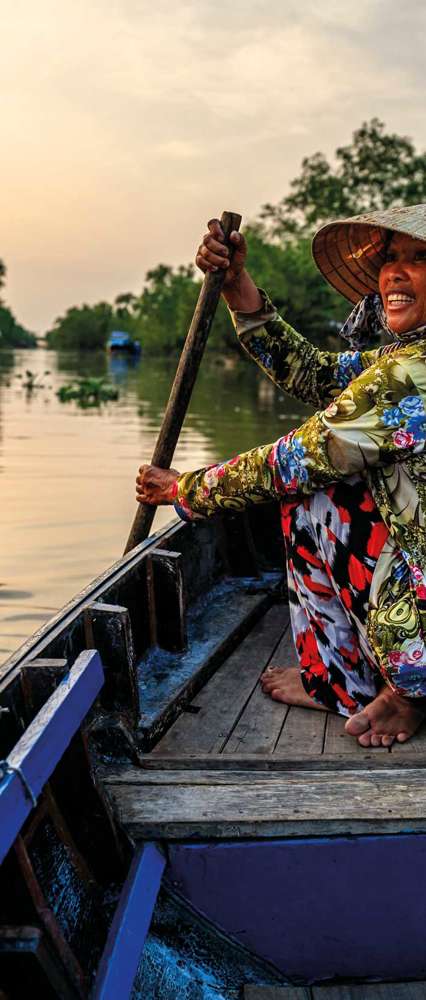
xmin=102 ymin=763 xmax=426 ymax=838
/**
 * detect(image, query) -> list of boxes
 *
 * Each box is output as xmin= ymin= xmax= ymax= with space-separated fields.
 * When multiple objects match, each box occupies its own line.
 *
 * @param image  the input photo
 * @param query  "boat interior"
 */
xmin=96 ymin=506 xmax=426 ymax=846
xmin=3 ymin=498 xmax=426 ymax=848
xmin=2 ymin=502 xmax=426 ymax=996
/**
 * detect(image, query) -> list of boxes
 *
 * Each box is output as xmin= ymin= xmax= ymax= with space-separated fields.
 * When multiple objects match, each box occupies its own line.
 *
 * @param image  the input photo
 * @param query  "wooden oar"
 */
xmin=124 ymin=210 xmax=242 ymax=554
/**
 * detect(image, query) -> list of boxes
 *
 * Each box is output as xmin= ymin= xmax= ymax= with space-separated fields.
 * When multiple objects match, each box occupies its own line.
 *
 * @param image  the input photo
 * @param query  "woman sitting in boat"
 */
xmin=136 ymin=206 xmax=426 ymax=750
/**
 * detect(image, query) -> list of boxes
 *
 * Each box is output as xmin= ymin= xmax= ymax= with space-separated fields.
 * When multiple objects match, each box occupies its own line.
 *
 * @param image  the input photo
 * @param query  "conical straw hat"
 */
xmin=312 ymin=203 xmax=426 ymax=304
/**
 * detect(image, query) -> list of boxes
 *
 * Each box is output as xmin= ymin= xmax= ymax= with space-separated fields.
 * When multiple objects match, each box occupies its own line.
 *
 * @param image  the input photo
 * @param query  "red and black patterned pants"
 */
xmin=281 ymin=475 xmax=390 ymax=716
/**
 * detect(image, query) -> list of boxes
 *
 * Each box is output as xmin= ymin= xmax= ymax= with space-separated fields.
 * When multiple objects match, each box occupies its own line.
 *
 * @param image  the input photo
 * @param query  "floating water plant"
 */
xmin=16 ymin=369 xmax=51 ymax=391
xmin=57 ymin=376 xmax=119 ymax=408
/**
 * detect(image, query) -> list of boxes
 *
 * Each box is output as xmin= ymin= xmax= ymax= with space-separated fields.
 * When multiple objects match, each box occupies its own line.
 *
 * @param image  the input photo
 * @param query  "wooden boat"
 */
xmin=2 ymin=501 xmax=426 ymax=1000
xmin=106 ymin=330 xmax=141 ymax=354
xmin=3 ymin=210 xmax=426 ymax=998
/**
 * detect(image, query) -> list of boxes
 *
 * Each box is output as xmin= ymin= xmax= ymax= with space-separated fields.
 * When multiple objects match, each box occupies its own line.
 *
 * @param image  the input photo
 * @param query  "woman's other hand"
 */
xmin=196 ymin=219 xmax=247 ymax=286
xmin=195 ymin=219 xmax=262 ymax=312
xmin=136 ymin=465 xmax=179 ymax=505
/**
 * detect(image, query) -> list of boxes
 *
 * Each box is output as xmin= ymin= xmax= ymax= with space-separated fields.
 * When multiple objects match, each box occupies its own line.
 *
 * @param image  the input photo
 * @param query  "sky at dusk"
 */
xmin=2 ymin=0 xmax=426 ymax=332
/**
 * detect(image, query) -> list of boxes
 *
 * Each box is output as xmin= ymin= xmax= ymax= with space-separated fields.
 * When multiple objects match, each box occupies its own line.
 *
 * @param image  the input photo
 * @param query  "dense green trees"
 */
xmin=0 ymin=305 xmax=36 ymax=348
xmin=45 ymin=119 xmax=426 ymax=352
xmin=46 ymin=302 xmax=116 ymax=350
xmin=260 ymin=118 xmax=426 ymax=239
xmin=44 ymin=234 xmax=344 ymax=352
xmin=0 ymin=260 xmax=36 ymax=348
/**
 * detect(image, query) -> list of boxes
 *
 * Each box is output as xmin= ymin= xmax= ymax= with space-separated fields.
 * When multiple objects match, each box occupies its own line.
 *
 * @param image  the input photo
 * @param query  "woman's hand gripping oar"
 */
xmin=124 ymin=210 xmax=242 ymax=554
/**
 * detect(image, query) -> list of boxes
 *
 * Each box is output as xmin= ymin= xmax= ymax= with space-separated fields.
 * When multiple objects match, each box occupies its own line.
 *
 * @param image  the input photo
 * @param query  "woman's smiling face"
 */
xmin=379 ymin=232 xmax=426 ymax=336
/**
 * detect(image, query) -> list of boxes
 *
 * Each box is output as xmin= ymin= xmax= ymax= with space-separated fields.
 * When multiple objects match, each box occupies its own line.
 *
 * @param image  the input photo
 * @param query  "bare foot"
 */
xmin=260 ymin=666 xmax=327 ymax=711
xmin=345 ymin=684 xmax=426 ymax=747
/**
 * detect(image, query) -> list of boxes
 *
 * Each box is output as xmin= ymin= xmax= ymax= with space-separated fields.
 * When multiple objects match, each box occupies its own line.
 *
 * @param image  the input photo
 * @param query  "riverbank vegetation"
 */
xmin=42 ymin=120 xmax=426 ymax=353
xmin=0 ymin=262 xmax=36 ymax=348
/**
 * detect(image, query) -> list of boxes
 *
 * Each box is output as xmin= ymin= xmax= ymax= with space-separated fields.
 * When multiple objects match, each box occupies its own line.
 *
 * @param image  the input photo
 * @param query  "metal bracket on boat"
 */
xmin=0 ymin=759 xmax=38 ymax=808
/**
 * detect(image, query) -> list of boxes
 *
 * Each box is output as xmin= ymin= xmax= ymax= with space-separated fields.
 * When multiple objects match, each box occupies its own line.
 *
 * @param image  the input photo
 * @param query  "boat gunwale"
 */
xmin=0 ymin=516 xmax=184 ymax=689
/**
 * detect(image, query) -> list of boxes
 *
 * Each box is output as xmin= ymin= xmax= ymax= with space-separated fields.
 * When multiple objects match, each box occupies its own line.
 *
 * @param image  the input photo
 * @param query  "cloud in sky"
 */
xmin=1 ymin=0 xmax=426 ymax=330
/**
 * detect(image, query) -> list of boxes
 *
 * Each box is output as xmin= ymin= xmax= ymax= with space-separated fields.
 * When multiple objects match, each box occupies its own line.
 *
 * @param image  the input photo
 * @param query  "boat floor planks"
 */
xmin=245 ymin=984 xmax=426 ymax=999
xmin=148 ymin=601 xmax=426 ymax=766
xmin=99 ymin=597 xmax=426 ymax=839
xmin=150 ymin=604 xmax=290 ymax=757
xmin=137 ymin=574 xmax=282 ymax=747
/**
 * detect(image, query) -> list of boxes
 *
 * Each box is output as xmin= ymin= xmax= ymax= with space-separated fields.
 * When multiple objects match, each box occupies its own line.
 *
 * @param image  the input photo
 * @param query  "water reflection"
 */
xmin=108 ymin=353 xmax=141 ymax=383
xmin=0 ymin=342 xmax=314 ymax=664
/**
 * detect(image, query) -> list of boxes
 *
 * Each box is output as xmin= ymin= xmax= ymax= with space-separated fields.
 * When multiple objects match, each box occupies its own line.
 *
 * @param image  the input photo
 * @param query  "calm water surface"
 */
xmin=0 ymin=344 xmax=311 ymax=663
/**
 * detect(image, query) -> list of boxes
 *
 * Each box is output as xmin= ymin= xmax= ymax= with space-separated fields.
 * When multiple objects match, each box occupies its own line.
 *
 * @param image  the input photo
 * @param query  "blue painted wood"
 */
xmin=93 ymin=842 xmax=165 ymax=1000
xmin=0 ymin=649 xmax=104 ymax=865
xmin=168 ymin=835 xmax=426 ymax=982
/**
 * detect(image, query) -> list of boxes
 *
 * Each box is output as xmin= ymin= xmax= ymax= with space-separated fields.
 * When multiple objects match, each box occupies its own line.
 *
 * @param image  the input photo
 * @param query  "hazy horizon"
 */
xmin=2 ymin=0 xmax=426 ymax=333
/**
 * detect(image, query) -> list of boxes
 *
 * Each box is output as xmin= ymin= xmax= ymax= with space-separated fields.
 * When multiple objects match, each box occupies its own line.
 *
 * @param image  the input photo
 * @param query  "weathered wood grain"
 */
xmin=139 ymin=582 xmax=282 ymax=749
xmin=151 ymin=605 xmax=288 ymax=755
xmin=138 ymin=751 xmax=426 ymax=771
xmin=102 ymin=765 xmax=426 ymax=838
xmin=20 ymin=659 xmax=68 ymax=720
xmin=221 ymin=627 xmax=291 ymax=756
xmin=324 ymin=712 xmax=426 ymax=758
xmin=274 ymin=706 xmax=327 ymax=757
xmin=324 ymin=712 xmax=388 ymax=756
xmin=148 ymin=549 xmax=187 ymax=652
xmin=84 ymin=602 xmax=138 ymax=714
xmin=245 ymin=986 xmax=426 ymax=1000
xmin=312 ymin=984 xmax=426 ymax=999
xmin=244 ymin=988 xmax=311 ymax=999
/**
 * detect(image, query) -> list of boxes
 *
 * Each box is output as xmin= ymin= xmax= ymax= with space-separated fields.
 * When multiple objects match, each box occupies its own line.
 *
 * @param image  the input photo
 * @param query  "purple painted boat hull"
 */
xmin=168 ymin=835 xmax=426 ymax=982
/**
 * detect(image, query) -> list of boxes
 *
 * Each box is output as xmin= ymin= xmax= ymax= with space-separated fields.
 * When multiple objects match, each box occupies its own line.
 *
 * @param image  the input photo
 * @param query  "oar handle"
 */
xmin=124 ymin=210 xmax=242 ymax=553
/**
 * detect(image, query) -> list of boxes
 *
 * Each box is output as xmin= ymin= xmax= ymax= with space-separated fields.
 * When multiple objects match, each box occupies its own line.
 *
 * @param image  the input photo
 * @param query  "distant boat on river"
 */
xmin=107 ymin=329 xmax=141 ymax=354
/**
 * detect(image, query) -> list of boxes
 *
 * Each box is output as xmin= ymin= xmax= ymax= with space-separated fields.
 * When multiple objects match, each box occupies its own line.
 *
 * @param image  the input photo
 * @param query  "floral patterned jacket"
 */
xmin=173 ymin=294 xmax=426 ymax=697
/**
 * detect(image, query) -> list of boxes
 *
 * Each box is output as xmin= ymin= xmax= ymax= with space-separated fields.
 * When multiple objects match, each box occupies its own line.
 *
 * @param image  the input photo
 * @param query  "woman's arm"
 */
xmin=232 ymin=292 xmax=379 ymax=409
xmin=196 ymin=219 xmax=378 ymax=408
xmin=136 ymin=350 xmax=426 ymax=517
xmin=170 ymin=350 xmax=426 ymax=519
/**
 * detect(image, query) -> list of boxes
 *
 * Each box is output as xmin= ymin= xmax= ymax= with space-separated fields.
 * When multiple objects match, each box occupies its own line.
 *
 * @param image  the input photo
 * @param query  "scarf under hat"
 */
xmin=339 ymin=293 xmax=426 ymax=352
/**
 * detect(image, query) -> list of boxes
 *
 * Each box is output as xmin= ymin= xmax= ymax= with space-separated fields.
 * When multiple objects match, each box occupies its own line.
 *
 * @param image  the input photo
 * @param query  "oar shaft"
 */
xmin=124 ymin=210 xmax=242 ymax=553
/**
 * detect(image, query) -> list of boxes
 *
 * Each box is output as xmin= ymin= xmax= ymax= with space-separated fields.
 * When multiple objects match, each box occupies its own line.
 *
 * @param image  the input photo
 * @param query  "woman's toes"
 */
xmin=370 ymin=732 xmax=383 ymax=747
xmin=261 ymin=668 xmax=281 ymax=683
xmin=381 ymin=734 xmax=394 ymax=747
xmin=357 ymin=730 xmax=373 ymax=747
xmin=396 ymin=731 xmax=410 ymax=742
xmin=345 ymin=710 xmax=371 ymax=736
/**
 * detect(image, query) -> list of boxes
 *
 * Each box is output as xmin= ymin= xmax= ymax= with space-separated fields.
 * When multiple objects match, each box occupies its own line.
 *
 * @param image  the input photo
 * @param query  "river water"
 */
xmin=0 ymin=343 xmax=311 ymax=664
